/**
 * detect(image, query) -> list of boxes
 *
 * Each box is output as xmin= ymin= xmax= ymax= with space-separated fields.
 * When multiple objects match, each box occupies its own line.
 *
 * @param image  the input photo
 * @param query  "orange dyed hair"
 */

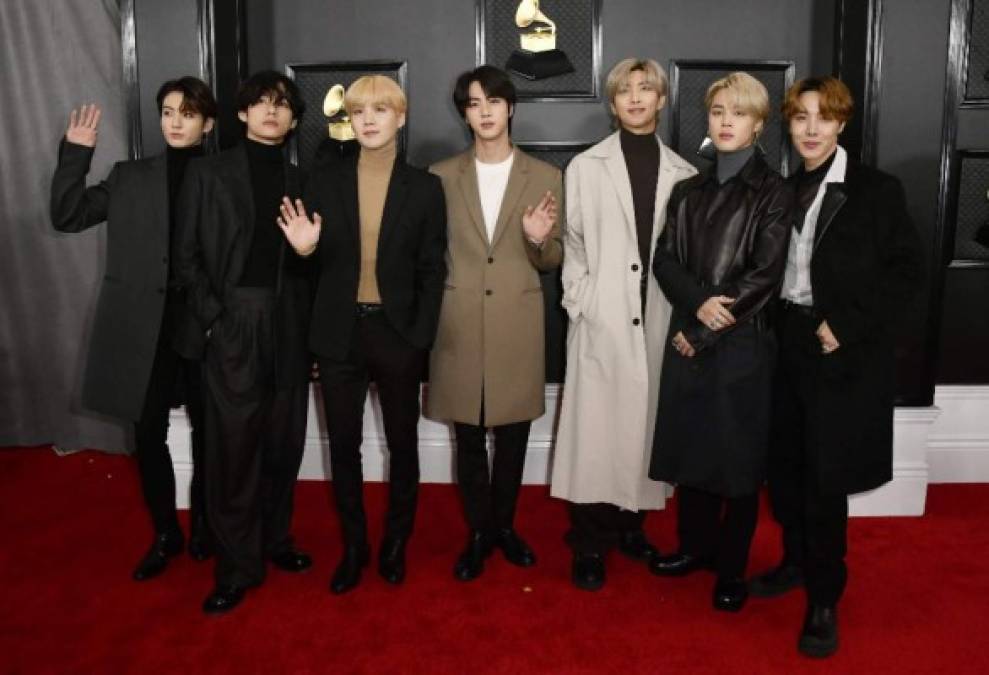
xmin=781 ymin=76 xmax=854 ymax=123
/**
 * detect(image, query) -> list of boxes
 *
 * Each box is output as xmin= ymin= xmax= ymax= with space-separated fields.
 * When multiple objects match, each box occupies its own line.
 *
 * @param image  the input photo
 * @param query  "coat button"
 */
xmin=631 ymin=263 xmax=639 ymax=272
xmin=485 ymin=289 xmax=493 ymax=296
xmin=632 ymin=317 xmax=640 ymax=326
xmin=487 ymin=257 xmax=494 ymax=264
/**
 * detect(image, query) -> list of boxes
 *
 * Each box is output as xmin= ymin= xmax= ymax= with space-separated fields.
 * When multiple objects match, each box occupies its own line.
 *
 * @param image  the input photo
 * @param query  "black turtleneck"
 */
xmin=167 ymin=144 xmax=203 ymax=261
xmin=620 ymin=127 xmax=661 ymax=311
xmin=239 ymin=139 xmax=286 ymax=287
xmin=795 ymin=148 xmax=837 ymax=222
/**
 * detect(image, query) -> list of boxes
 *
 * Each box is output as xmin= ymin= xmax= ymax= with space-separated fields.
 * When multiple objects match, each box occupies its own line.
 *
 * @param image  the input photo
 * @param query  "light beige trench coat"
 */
xmin=427 ymin=149 xmax=563 ymax=426
xmin=550 ymin=132 xmax=697 ymax=510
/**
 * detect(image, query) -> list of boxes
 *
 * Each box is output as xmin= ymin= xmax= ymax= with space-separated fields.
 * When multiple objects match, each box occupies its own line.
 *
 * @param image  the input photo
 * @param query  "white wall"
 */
xmin=166 ymin=385 xmax=989 ymax=516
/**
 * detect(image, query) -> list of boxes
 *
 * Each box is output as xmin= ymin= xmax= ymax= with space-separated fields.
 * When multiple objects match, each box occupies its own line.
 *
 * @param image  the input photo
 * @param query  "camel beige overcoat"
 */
xmin=427 ymin=148 xmax=563 ymax=426
xmin=550 ymin=132 xmax=697 ymax=510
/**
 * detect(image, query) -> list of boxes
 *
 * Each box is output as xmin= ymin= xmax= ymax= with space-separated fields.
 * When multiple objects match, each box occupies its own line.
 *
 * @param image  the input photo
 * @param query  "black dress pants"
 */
xmin=204 ymin=288 xmax=309 ymax=588
xmin=675 ymin=486 xmax=759 ymax=579
xmin=318 ymin=308 xmax=425 ymax=547
xmin=767 ymin=305 xmax=850 ymax=606
xmin=134 ymin=329 xmax=206 ymax=538
xmin=566 ymin=503 xmax=647 ymax=555
xmin=453 ymin=402 xmax=531 ymax=533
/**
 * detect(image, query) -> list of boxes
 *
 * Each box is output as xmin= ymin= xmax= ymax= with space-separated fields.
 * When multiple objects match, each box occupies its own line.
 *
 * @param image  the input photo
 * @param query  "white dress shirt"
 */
xmin=475 ymin=152 xmax=514 ymax=244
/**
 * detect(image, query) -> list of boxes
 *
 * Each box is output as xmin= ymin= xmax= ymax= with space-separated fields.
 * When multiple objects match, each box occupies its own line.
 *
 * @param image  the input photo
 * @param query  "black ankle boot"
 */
xmin=132 ymin=531 xmax=184 ymax=581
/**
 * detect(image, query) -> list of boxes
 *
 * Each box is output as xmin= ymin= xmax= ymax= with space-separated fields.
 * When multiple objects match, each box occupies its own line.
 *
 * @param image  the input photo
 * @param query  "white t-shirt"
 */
xmin=475 ymin=152 xmax=514 ymax=244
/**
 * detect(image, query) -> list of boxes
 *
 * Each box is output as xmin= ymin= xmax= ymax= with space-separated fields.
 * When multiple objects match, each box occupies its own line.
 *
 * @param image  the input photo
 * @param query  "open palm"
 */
xmin=66 ymin=104 xmax=101 ymax=147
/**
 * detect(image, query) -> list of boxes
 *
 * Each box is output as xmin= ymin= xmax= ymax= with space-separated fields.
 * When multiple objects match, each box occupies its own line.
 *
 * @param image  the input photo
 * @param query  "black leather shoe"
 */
xmin=454 ymin=530 xmax=494 ymax=581
xmin=495 ymin=528 xmax=536 ymax=567
xmin=712 ymin=577 xmax=749 ymax=612
xmin=648 ymin=552 xmax=710 ymax=577
xmin=378 ymin=537 xmax=407 ymax=585
xmin=749 ymin=563 xmax=803 ymax=598
xmin=202 ymin=585 xmax=246 ymax=615
xmin=330 ymin=544 xmax=370 ymax=595
xmin=270 ymin=548 xmax=313 ymax=573
xmin=618 ymin=530 xmax=659 ymax=562
xmin=187 ymin=515 xmax=213 ymax=562
xmin=132 ymin=532 xmax=184 ymax=581
xmin=799 ymin=604 xmax=839 ymax=658
xmin=571 ymin=552 xmax=605 ymax=591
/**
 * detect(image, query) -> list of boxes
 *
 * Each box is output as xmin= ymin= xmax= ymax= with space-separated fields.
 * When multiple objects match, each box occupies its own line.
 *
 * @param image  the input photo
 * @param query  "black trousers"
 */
xmin=453 ymin=401 xmax=531 ymax=533
xmin=767 ymin=305 xmax=850 ymax=606
xmin=204 ymin=288 xmax=309 ymax=588
xmin=566 ymin=503 xmax=647 ymax=555
xmin=675 ymin=486 xmax=758 ymax=579
xmin=318 ymin=309 xmax=425 ymax=547
xmin=134 ymin=335 xmax=205 ymax=538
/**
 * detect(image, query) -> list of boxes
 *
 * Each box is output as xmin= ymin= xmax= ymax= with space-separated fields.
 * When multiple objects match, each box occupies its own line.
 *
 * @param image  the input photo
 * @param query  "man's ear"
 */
xmin=290 ymin=119 xmax=298 ymax=130
xmin=397 ymin=112 xmax=407 ymax=130
xmin=203 ymin=118 xmax=216 ymax=134
xmin=656 ymin=94 xmax=668 ymax=112
xmin=837 ymin=121 xmax=847 ymax=134
xmin=237 ymin=110 xmax=247 ymax=123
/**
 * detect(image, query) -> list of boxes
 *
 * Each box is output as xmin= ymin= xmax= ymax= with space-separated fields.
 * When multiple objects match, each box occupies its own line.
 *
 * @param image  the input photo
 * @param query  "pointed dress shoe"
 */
xmin=712 ymin=577 xmax=749 ymax=612
xmin=749 ymin=563 xmax=803 ymax=598
xmin=378 ymin=537 xmax=408 ymax=585
xmin=330 ymin=544 xmax=370 ymax=594
xmin=571 ymin=552 xmax=606 ymax=591
xmin=799 ymin=604 xmax=839 ymax=658
xmin=495 ymin=528 xmax=536 ymax=567
xmin=648 ymin=551 xmax=710 ymax=577
xmin=132 ymin=532 xmax=184 ymax=581
xmin=202 ymin=585 xmax=246 ymax=615
xmin=618 ymin=530 xmax=659 ymax=562
xmin=270 ymin=548 xmax=313 ymax=573
xmin=454 ymin=530 xmax=494 ymax=581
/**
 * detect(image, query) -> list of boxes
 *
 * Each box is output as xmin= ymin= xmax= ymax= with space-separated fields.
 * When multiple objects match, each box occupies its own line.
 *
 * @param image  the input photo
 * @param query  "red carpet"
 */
xmin=1 ymin=447 xmax=986 ymax=674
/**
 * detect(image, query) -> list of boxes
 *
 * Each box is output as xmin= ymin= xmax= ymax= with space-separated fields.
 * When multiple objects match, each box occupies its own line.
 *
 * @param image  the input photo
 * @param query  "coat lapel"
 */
xmin=813 ymin=184 xmax=848 ymax=253
xmin=377 ymin=158 xmax=409 ymax=252
xmin=489 ymin=150 xmax=530 ymax=251
xmin=146 ymin=154 xmax=168 ymax=251
xmin=229 ymin=144 xmax=255 ymax=238
xmin=337 ymin=154 xmax=361 ymax=246
xmin=457 ymin=152 xmax=489 ymax=246
xmin=601 ymin=133 xmax=638 ymax=244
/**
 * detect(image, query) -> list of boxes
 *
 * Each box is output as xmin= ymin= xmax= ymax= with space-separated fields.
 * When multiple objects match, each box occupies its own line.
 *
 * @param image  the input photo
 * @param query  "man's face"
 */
xmin=349 ymin=100 xmax=405 ymax=150
xmin=789 ymin=91 xmax=845 ymax=171
xmin=464 ymin=80 xmax=512 ymax=143
xmin=707 ymin=88 xmax=762 ymax=153
xmin=237 ymin=90 xmax=297 ymax=145
xmin=159 ymin=91 xmax=213 ymax=148
xmin=611 ymin=69 xmax=665 ymax=135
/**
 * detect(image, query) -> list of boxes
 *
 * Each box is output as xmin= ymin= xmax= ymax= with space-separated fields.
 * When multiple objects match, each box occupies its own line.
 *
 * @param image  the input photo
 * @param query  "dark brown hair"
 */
xmin=155 ymin=76 xmax=218 ymax=119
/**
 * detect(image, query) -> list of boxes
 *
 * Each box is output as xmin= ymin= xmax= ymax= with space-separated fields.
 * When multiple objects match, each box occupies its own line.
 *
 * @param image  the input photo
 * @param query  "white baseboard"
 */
xmin=927 ymin=386 xmax=989 ymax=483
xmin=167 ymin=385 xmax=989 ymax=516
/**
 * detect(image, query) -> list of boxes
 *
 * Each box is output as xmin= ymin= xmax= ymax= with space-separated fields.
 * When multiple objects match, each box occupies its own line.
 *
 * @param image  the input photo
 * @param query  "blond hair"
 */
xmin=704 ymin=72 xmax=770 ymax=124
xmin=606 ymin=58 xmax=668 ymax=101
xmin=344 ymin=75 xmax=407 ymax=116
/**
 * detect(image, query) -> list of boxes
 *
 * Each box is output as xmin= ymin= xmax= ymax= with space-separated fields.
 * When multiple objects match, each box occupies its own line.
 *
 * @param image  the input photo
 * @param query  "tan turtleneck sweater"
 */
xmin=356 ymin=141 xmax=397 ymax=303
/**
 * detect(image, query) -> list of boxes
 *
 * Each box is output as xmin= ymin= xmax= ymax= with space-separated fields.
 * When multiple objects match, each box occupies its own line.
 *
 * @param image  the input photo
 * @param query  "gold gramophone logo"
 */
xmin=323 ymin=84 xmax=355 ymax=142
xmin=506 ymin=0 xmax=575 ymax=80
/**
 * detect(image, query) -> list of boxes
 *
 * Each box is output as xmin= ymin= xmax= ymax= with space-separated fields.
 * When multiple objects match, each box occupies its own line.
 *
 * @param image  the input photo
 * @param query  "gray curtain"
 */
xmin=0 ymin=0 xmax=129 ymax=452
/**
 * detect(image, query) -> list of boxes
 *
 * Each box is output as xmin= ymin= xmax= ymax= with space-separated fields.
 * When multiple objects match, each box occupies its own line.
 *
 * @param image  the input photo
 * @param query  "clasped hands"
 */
xmin=671 ymin=295 xmax=736 ymax=358
xmin=671 ymin=296 xmax=841 ymax=358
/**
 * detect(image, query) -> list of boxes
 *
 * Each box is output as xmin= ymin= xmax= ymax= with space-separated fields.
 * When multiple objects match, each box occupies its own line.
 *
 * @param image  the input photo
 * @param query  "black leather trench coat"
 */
xmin=649 ymin=152 xmax=794 ymax=496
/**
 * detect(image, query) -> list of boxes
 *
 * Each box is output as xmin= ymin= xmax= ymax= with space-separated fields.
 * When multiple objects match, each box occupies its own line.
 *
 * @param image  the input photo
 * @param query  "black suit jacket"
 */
xmin=304 ymin=153 xmax=447 ymax=360
xmin=778 ymin=155 xmax=925 ymax=495
xmin=49 ymin=140 xmax=196 ymax=422
xmin=173 ymin=143 xmax=313 ymax=386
